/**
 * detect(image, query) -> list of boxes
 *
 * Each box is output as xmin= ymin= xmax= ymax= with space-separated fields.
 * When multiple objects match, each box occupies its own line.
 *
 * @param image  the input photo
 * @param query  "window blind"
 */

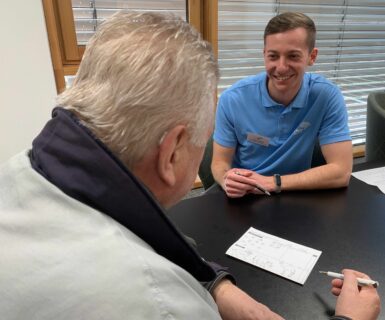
xmin=218 ymin=0 xmax=385 ymax=145
xmin=71 ymin=0 xmax=187 ymax=45
xmin=66 ymin=0 xmax=187 ymax=87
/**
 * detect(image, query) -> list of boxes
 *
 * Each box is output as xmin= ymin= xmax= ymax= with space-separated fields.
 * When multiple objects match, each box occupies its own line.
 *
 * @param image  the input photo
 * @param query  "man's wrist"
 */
xmin=222 ymin=169 xmax=230 ymax=191
xmin=211 ymin=278 xmax=234 ymax=302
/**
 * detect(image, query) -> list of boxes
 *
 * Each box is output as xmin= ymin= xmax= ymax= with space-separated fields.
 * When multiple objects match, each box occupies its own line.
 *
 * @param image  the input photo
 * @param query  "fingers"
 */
xmin=342 ymin=269 xmax=379 ymax=294
xmin=224 ymin=169 xmax=256 ymax=197
xmin=331 ymin=287 xmax=342 ymax=296
xmin=233 ymin=169 xmax=253 ymax=177
xmin=332 ymin=278 xmax=343 ymax=288
xmin=247 ymin=187 xmax=265 ymax=195
xmin=331 ymin=269 xmax=377 ymax=297
xmin=342 ymin=268 xmax=370 ymax=279
xmin=341 ymin=269 xmax=375 ymax=293
xmin=223 ymin=169 xmax=270 ymax=197
xmin=341 ymin=270 xmax=360 ymax=290
xmin=226 ymin=188 xmax=265 ymax=198
xmin=225 ymin=188 xmax=248 ymax=198
xmin=331 ymin=278 xmax=343 ymax=296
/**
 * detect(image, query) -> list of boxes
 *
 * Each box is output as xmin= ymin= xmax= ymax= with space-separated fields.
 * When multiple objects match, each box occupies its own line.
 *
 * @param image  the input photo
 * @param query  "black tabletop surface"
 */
xmin=168 ymin=163 xmax=385 ymax=319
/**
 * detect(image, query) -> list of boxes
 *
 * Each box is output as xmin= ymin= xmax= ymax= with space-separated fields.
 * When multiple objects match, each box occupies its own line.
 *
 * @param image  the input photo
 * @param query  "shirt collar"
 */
xmin=261 ymin=72 xmax=309 ymax=110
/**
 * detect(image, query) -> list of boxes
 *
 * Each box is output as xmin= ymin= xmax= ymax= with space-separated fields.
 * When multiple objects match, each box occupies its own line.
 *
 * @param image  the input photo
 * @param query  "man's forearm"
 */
xmin=211 ymin=161 xmax=231 ymax=189
xmin=280 ymin=163 xmax=351 ymax=191
xmin=212 ymin=280 xmax=284 ymax=320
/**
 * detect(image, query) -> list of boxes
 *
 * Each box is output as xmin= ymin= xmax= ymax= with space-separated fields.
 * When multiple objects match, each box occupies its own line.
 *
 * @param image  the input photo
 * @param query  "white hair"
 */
xmin=57 ymin=11 xmax=219 ymax=169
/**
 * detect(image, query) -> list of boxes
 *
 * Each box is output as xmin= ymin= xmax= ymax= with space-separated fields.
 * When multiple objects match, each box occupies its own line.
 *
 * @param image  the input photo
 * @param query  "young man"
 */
xmin=0 ymin=11 xmax=379 ymax=320
xmin=212 ymin=12 xmax=353 ymax=198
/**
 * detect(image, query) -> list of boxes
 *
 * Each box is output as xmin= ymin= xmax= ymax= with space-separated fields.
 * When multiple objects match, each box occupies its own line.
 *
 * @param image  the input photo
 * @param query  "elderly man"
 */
xmin=0 ymin=11 xmax=379 ymax=320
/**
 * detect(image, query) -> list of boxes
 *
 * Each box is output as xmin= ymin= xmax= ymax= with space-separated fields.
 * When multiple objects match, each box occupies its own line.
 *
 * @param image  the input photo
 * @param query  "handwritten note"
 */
xmin=226 ymin=227 xmax=322 ymax=285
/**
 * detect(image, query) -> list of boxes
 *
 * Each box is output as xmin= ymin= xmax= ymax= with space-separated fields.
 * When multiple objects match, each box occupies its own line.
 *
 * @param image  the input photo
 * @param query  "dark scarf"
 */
xmin=29 ymin=107 xmax=216 ymax=282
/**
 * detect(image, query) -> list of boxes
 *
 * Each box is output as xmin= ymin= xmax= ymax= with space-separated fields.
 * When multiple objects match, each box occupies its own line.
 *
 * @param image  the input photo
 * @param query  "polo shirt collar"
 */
xmin=261 ymin=72 xmax=309 ymax=109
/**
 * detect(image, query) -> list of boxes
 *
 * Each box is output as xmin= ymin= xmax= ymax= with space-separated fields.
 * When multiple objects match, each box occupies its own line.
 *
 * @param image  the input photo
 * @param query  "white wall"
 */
xmin=0 ymin=1 xmax=57 ymax=163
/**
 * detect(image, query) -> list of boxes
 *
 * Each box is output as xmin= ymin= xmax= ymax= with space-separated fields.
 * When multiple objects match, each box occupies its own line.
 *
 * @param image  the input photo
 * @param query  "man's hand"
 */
xmin=332 ymin=269 xmax=380 ymax=320
xmin=223 ymin=169 xmax=255 ymax=198
xmin=211 ymin=142 xmax=275 ymax=197
xmin=212 ymin=280 xmax=284 ymax=320
xmin=223 ymin=169 xmax=275 ymax=198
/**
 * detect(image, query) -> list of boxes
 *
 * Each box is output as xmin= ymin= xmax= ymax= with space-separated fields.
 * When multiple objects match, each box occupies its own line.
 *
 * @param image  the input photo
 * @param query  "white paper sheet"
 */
xmin=352 ymin=167 xmax=385 ymax=194
xmin=226 ymin=227 xmax=322 ymax=285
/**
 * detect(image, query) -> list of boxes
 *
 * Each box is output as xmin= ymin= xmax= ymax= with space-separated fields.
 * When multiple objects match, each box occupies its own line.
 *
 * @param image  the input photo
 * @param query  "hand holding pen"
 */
xmin=327 ymin=269 xmax=380 ymax=320
xmin=320 ymin=270 xmax=379 ymax=288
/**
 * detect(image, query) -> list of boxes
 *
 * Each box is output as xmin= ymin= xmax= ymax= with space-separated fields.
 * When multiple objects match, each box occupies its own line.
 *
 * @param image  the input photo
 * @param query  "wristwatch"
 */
xmin=274 ymin=174 xmax=281 ymax=193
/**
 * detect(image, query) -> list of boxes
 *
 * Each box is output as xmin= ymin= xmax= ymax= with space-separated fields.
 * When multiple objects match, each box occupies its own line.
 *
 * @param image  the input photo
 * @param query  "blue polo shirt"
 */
xmin=214 ymin=72 xmax=351 ymax=175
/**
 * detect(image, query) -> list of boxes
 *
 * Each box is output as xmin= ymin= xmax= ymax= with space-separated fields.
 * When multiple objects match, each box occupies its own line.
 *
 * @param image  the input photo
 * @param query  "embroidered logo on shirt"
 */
xmin=293 ymin=122 xmax=311 ymax=135
xmin=247 ymin=132 xmax=270 ymax=147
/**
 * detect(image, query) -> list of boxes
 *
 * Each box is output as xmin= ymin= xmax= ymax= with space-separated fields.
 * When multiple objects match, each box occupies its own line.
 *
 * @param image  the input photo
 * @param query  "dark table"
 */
xmin=168 ymin=162 xmax=385 ymax=319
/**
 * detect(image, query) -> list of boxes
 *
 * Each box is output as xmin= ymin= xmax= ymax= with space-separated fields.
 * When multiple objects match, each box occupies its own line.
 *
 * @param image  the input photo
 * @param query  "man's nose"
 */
xmin=276 ymin=57 xmax=289 ymax=72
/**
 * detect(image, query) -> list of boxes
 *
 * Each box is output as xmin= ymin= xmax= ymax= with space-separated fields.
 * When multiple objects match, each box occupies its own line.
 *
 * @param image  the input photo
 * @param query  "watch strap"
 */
xmin=274 ymin=174 xmax=281 ymax=193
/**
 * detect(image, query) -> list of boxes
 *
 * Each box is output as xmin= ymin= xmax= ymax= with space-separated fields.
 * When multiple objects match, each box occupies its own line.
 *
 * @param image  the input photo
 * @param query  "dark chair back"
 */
xmin=198 ymin=135 xmax=215 ymax=190
xmin=311 ymin=141 xmax=326 ymax=168
xmin=366 ymin=91 xmax=385 ymax=161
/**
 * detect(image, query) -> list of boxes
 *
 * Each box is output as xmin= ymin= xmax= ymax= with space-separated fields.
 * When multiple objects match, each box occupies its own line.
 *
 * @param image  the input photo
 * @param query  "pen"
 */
xmin=234 ymin=171 xmax=271 ymax=196
xmin=319 ymin=271 xmax=379 ymax=288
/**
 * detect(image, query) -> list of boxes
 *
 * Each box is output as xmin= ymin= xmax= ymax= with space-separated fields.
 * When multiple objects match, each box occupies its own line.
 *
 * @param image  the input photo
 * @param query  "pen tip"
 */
xmin=319 ymin=271 xmax=327 ymax=274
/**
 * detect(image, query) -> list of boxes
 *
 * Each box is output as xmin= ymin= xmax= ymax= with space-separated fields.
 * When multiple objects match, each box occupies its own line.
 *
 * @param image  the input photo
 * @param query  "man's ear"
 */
xmin=157 ymin=125 xmax=188 ymax=187
xmin=308 ymin=47 xmax=318 ymax=66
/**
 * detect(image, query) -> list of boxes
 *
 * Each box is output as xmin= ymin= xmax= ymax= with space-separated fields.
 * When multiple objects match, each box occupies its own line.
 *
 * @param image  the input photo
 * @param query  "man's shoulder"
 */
xmin=222 ymin=73 xmax=265 ymax=96
xmin=0 ymin=203 xmax=219 ymax=319
xmin=306 ymin=73 xmax=339 ymax=91
xmin=0 ymin=150 xmax=30 ymax=174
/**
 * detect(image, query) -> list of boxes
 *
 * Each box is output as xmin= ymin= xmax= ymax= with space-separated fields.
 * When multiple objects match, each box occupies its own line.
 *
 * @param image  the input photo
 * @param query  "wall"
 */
xmin=0 ymin=1 xmax=57 ymax=163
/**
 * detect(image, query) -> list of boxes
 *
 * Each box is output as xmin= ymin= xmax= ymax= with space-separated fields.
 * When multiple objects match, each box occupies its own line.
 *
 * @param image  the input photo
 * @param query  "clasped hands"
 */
xmin=223 ymin=168 xmax=275 ymax=198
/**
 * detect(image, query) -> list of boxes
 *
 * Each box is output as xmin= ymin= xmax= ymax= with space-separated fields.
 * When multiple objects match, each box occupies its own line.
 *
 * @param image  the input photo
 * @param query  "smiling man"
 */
xmin=212 ymin=12 xmax=353 ymax=198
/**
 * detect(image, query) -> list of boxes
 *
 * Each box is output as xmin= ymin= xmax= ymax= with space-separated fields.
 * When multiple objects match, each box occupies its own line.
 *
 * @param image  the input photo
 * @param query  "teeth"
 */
xmin=276 ymin=75 xmax=291 ymax=80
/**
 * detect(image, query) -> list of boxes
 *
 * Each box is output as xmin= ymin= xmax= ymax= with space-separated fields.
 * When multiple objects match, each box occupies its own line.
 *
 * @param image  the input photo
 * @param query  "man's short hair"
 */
xmin=264 ymin=12 xmax=316 ymax=51
xmin=57 ymin=11 xmax=219 ymax=169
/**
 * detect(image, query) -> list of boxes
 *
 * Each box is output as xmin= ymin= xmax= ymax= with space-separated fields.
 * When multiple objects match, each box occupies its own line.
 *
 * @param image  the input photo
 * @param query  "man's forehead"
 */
xmin=264 ymin=29 xmax=309 ymax=50
xmin=265 ymin=48 xmax=304 ymax=53
xmin=266 ymin=28 xmax=307 ymax=40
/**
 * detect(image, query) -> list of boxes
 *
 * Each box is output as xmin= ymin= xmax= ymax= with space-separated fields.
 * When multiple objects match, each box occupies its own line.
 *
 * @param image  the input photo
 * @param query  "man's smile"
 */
xmin=273 ymin=74 xmax=294 ymax=81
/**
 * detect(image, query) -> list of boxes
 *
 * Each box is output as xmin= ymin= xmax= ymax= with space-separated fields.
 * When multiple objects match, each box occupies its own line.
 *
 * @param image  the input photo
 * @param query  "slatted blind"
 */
xmin=218 ymin=0 xmax=385 ymax=145
xmin=66 ymin=1 xmax=186 ymax=87
xmin=71 ymin=0 xmax=187 ymax=45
